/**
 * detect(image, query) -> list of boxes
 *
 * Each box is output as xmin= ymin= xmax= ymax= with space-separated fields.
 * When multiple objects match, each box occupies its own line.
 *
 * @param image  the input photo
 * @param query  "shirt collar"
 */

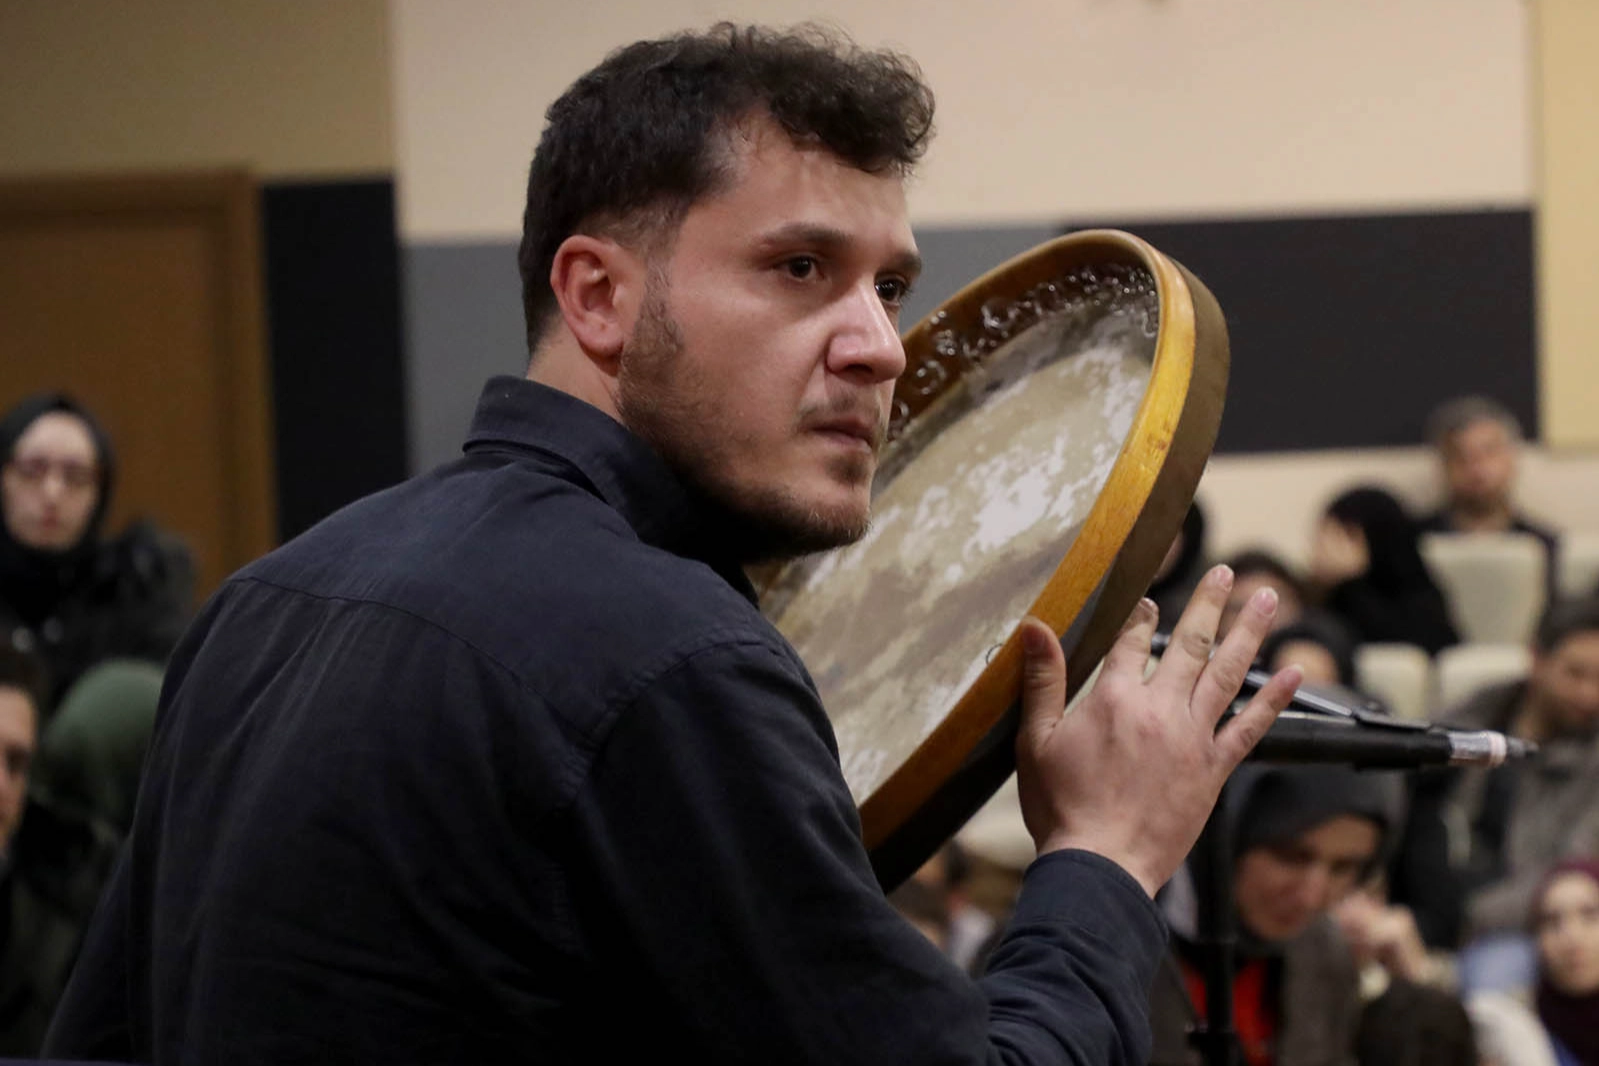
xmin=462 ymin=376 xmax=757 ymax=602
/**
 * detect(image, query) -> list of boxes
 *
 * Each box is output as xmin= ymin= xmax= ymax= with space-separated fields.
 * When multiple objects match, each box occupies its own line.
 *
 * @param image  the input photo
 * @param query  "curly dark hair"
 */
xmin=517 ymin=23 xmax=936 ymax=351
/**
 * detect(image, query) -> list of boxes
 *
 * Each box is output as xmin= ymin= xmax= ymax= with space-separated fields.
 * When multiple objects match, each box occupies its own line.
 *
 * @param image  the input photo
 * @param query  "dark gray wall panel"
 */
xmin=900 ymin=224 xmax=1064 ymax=327
xmin=398 ymin=209 xmax=1536 ymax=469
xmin=1062 ymin=209 xmax=1538 ymax=453
xmin=263 ymin=180 xmax=409 ymax=541
xmin=403 ymin=243 xmax=528 ymax=472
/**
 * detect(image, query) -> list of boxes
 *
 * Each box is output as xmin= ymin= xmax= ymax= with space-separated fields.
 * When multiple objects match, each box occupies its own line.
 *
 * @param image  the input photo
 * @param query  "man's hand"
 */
xmin=1014 ymin=564 xmax=1301 ymax=897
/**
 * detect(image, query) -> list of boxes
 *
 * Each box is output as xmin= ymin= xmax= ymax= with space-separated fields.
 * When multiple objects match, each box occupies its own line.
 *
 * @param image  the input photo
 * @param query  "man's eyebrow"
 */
xmin=754 ymin=223 xmax=923 ymax=280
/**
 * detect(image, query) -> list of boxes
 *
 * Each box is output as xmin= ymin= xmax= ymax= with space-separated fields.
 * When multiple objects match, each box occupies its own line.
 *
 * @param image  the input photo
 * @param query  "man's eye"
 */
xmin=784 ymin=256 xmax=818 ymax=280
xmin=876 ymin=277 xmax=911 ymax=305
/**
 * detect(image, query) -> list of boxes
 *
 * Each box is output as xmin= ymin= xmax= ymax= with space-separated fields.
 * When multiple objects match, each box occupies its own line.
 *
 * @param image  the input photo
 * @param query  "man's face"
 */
xmin=616 ymin=120 xmax=919 ymax=561
xmin=1233 ymin=814 xmax=1380 ymax=943
xmin=2 ymin=411 xmax=101 ymax=552
xmin=0 ymin=686 xmax=36 ymax=851
xmin=1529 ymin=630 xmax=1599 ymax=737
xmin=1441 ymin=417 xmax=1517 ymax=514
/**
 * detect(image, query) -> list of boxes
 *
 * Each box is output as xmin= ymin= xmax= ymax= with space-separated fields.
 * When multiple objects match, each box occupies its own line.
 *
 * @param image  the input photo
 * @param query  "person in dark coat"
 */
xmin=0 ymin=392 xmax=193 ymax=716
xmin=0 ymin=635 xmax=119 ymax=1055
xmin=1309 ymin=486 xmax=1459 ymax=655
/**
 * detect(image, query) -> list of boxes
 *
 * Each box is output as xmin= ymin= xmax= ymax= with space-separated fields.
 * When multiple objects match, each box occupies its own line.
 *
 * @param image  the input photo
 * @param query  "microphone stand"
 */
xmin=1188 ymin=775 xmax=1240 ymax=1066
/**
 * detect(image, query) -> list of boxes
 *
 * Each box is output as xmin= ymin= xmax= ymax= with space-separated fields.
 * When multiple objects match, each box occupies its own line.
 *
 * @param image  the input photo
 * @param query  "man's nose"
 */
xmin=828 ymin=283 xmax=907 ymax=384
xmin=1295 ymin=867 xmax=1335 ymax=913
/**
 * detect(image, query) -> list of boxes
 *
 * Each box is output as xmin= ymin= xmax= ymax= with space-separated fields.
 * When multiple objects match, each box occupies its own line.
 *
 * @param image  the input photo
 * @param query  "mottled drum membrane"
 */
xmin=767 ymin=266 xmax=1160 ymax=803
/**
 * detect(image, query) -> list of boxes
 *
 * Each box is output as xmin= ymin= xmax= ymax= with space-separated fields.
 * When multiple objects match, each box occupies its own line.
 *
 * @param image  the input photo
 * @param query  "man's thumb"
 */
xmin=1017 ymin=617 xmax=1067 ymax=740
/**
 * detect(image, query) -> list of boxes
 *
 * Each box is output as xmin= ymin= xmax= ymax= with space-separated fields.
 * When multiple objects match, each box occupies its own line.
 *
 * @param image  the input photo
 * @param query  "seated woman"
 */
xmin=0 ymin=393 xmax=193 ymax=832
xmin=1150 ymin=763 xmax=1402 ymax=1066
xmin=1468 ymin=859 xmax=1599 ymax=1066
xmin=1529 ymin=859 xmax=1599 ymax=1066
xmin=1309 ymin=486 xmax=1460 ymax=656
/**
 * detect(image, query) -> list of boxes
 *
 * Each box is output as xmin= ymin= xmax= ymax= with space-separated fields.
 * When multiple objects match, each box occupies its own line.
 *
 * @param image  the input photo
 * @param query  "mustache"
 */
xmin=800 ymin=398 xmax=890 ymax=449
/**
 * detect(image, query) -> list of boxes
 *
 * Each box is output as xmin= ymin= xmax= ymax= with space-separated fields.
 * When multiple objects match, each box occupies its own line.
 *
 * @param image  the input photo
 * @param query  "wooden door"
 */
xmin=0 ymin=171 xmax=276 ymax=600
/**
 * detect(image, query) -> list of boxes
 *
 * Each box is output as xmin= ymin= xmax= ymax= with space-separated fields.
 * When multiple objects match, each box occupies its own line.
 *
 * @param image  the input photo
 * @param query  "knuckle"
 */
xmin=1176 ymin=627 xmax=1214 ymax=660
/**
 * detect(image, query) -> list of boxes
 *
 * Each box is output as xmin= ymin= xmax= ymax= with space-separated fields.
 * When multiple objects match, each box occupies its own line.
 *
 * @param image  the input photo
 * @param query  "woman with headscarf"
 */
xmin=1309 ymin=486 xmax=1460 ymax=655
xmin=1531 ymin=859 xmax=1599 ymax=1066
xmin=1468 ymin=859 xmax=1599 ymax=1066
xmin=1 ymin=393 xmax=192 ymax=836
xmin=1150 ymin=763 xmax=1405 ymax=1066
xmin=0 ymin=392 xmax=193 ymax=715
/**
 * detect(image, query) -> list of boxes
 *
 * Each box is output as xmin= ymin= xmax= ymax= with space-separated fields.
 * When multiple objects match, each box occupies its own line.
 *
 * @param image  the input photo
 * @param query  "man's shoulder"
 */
xmin=231 ymin=455 xmax=801 ymax=709
xmin=1440 ymin=678 xmax=1525 ymax=730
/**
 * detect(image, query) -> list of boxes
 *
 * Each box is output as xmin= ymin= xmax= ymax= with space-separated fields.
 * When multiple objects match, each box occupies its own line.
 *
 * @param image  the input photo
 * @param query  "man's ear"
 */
xmin=548 ymin=234 xmax=644 ymax=372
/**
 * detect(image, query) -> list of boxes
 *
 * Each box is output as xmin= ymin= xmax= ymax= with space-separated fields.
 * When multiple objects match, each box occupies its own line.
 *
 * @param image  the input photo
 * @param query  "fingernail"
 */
xmin=1253 ymin=586 xmax=1279 ymax=615
xmin=1139 ymin=596 xmax=1158 ymax=619
xmin=1213 ymin=564 xmax=1234 ymax=591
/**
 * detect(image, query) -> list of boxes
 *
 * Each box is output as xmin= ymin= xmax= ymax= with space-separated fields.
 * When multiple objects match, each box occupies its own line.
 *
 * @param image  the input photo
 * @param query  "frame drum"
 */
xmin=761 ymin=230 xmax=1229 ymax=889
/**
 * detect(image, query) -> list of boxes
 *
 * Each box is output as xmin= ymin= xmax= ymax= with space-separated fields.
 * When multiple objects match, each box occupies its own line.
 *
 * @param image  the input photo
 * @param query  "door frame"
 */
xmin=0 ymin=169 xmax=277 ymax=583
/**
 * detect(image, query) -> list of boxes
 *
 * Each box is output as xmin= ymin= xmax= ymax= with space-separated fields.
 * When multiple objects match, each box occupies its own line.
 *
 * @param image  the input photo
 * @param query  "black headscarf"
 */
xmin=1167 ymin=764 xmax=1402 ymax=954
xmin=1258 ymin=613 xmax=1359 ymax=688
xmin=1324 ymin=486 xmax=1434 ymax=595
xmin=0 ymin=393 xmax=116 ymax=626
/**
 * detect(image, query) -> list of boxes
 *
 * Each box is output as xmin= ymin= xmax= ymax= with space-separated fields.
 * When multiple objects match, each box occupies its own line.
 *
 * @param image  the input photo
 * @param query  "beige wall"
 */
xmin=392 ymin=0 xmax=1531 ymax=240
xmin=0 ymin=0 xmax=392 ymax=178
xmin=1534 ymin=0 xmax=1599 ymax=450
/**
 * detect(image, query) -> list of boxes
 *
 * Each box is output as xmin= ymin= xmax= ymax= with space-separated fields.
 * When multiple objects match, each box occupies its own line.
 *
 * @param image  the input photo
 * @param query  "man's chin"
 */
xmin=712 ymin=487 xmax=871 ymax=564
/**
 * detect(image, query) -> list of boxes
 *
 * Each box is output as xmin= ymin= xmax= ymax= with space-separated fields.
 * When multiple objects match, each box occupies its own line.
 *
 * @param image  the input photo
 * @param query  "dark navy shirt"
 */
xmin=46 ymin=376 xmax=1166 ymax=1064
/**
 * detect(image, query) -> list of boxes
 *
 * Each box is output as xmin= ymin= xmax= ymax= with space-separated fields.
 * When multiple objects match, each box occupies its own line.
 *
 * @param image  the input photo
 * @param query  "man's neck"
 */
xmin=1448 ymin=500 xmax=1515 ymax=533
xmin=1514 ymin=692 xmax=1594 ymax=745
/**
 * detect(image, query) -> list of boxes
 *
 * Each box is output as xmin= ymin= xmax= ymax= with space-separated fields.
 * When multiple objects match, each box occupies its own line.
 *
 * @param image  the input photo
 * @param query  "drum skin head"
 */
xmin=762 ymin=230 xmax=1229 ymax=889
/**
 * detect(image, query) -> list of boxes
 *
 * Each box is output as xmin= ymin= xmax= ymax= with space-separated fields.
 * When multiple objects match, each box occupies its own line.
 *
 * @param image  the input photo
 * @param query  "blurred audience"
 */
xmin=0 ymin=637 xmax=118 ymax=1055
xmin=1420 ymin=396 xmax=1558 ymax=598
xmin=1220 ymin=550 xmax=1307 ymax=640
xmin=1392 ymin=598 xmax=1599 ymax=964
xmin=1310 ymin=486 xmax=1460 ymax=655
xmin=0 ymin=393 xmax=193 ymax=713
xmin=1 ymin=392 xmax=194 ymax=834
xmin=1259 ymin=616 xmax=1359 ymax=689
xmin=1150 ymin=764 xmax=1402 ymax=1066
xmin=887 ymin=875 xmax=951 ymax=953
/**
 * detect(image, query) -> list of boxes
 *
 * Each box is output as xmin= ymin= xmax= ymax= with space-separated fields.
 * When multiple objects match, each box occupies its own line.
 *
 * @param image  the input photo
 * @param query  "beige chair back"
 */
xmin=1558 ymin=531 xmax=1599 ymax=600
xmin=1355 ymin=642 xmax=1434 ymax=721
xmin=1420 ymin=532 xmax=1546 ymax=645
xmin=1434 ymin=643 xmax=1531 ymax=714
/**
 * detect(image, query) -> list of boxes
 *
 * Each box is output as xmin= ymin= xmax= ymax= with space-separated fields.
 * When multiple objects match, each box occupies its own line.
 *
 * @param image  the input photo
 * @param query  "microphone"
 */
xmin=1147 ymin=632 xmax=1536 ymax=769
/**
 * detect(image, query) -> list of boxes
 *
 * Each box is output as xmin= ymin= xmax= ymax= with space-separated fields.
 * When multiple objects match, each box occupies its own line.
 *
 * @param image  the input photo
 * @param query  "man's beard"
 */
xmin=615 ymin=284 xmax=876 ymax=564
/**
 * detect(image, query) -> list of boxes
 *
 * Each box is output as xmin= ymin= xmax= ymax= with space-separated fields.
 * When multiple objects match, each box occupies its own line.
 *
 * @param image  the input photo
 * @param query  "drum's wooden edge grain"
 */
xmin=856 ymin=231 xmax=1229 ymax=852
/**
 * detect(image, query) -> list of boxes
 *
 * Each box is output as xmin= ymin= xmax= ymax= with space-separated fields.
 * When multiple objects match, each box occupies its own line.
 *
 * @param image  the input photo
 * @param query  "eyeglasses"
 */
xmin=4 ymin=455 xmax=99 ymax=492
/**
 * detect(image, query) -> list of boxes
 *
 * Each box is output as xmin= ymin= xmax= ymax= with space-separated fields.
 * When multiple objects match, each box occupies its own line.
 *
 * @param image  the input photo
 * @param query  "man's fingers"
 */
xmin=1213 ymin=665 xmax=1300 ymax=767
xmin=1016 ymin=616 xmax=1068 ymax=745
xmin=1099 ymin=596 xmax=1159 ymax=681
xmin=1191 ymin=584 xmax=1280 ymax=723
xmin=1153 ymin=564 xmax=1232 ymax=699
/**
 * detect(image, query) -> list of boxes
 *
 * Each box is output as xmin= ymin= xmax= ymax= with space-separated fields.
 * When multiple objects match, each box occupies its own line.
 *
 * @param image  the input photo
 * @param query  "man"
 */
xmin=1393 ymin=598 xmax=1599 ymax=956
xmin=1149 ymin=764 xmax=1398 ymax=1066
xmin=0 ymin=638 xmax=117 ymax=1054
xmin=1418 ymin=396 xmax=1558 ymax=597
xmin=46 ymin=26 xmax=1296 ymax=1064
